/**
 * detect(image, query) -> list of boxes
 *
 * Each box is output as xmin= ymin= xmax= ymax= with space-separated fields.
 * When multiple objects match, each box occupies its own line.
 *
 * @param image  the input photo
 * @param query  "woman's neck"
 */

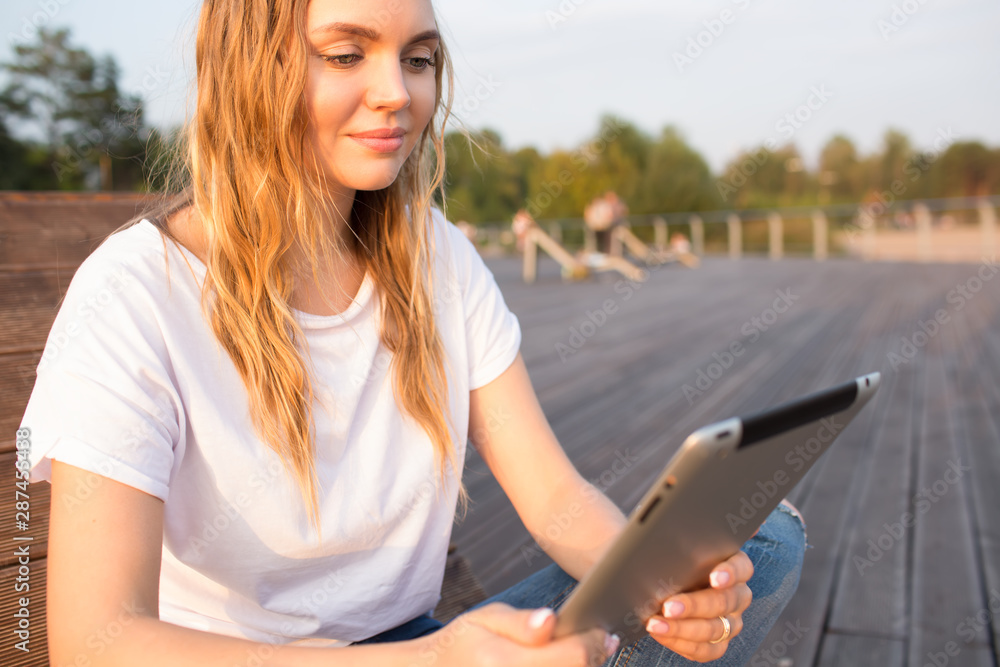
xmin=165 ymin=191 xmax=366 ymax=317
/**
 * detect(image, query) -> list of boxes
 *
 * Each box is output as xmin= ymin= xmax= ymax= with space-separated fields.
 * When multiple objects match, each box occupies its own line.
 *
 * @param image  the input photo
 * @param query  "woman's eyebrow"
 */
xmin=310 ymin=22 xmax=440 ymax=46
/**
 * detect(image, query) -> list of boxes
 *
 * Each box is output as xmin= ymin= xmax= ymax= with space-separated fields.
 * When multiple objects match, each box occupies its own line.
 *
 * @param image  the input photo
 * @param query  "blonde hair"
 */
xmin=133 ymin=0 xmax=464 ymax=536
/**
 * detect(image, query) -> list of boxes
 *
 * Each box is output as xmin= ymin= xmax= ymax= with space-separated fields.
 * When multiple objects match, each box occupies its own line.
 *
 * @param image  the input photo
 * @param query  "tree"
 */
xmin=875 ymin=129 xmax=912 ymax=192
xmin=0 ymin=27 xmax=148 ymax=190
xmin=635 ymin=126 xmax=716 ymax=213
xmin=718 ymin=143 xmax=811 ymax=209
xmin=818 ymin=135 xmax=863 ymax=203
xmin=443 ymin=129 xmax=526 ymax=223
xmin=933 ymin=142 xmax=994 ymax=198
xmin=0 ymin=116 xmax=57 ymax=189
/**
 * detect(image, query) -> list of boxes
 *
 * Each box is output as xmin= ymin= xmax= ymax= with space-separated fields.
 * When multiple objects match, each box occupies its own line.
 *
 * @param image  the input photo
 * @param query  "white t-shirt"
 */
xmin=20 ymin=210 xmax=521 ymax=647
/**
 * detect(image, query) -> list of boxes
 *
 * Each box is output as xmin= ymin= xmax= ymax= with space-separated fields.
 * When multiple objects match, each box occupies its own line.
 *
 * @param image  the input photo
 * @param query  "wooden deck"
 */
xmin=453 ymin=255 xmax=1000 ymax=667
xmin=1 ymin=192 xmax=997 ymax=666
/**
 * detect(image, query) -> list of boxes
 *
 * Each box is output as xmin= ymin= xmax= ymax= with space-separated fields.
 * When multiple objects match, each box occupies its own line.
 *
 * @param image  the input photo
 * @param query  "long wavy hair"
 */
xmin=129 ymin=0 xmax=464 ymax=537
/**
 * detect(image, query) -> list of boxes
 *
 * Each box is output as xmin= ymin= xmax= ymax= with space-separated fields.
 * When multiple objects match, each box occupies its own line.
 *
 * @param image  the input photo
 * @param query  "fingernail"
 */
xmin=646 ymin=618 xmax=669 ymax=634
xmin=528 ymin=607 xmax=554 ymax=629
xmin=604 ymin=633 xmax=621 ymax=655
xmin=710 ymin=570 xmax=731 ymax=587
xmin=662 ymin=600 xmax=684 ymax=618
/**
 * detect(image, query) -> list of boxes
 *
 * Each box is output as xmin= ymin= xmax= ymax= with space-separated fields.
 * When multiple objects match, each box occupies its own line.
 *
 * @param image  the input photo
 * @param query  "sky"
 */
xmin=2 ymin=0 xmax=998 ymax=172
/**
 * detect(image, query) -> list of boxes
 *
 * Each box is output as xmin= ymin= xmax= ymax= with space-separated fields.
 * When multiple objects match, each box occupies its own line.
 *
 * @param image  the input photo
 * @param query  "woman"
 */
xmin=21 ymin=1 xmax=805 ymax=665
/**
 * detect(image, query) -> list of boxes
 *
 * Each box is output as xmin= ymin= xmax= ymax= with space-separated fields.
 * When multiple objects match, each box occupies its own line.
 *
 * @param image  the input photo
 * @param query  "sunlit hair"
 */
xmin=127 ymin=0 xmax=464 ymax=537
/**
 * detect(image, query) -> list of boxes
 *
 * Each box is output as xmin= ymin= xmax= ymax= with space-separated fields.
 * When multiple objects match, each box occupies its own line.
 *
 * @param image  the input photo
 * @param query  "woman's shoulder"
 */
xmin=66 ymin=217 xmax=204 ymax=318
xmin=74 ymin=219 xmax=164 ymax=279
xmin=428 ymin=207 xmax=481 ymax=265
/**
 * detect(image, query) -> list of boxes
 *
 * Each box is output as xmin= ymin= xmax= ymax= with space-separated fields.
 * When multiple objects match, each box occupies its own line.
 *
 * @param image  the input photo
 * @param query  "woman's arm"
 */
xmin=468 ymin=353 xmax=627 ymax=580
xmin=48 ymin=460 xmax=615 ymax=667
xmin=468 ymin=353 xmax=757 ymax=663
xmin=46 ymin=461 xmax=422 ymax=667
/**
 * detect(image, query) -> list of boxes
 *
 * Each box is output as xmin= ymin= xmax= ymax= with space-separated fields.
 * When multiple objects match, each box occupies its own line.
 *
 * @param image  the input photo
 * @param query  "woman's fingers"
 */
xmin=455 ymin=604 xmax=620 ymax=667
xmin=709 ymin=550 xmax=754 ymax=589
xmin=638 ymin=551 xmax=756 ymax=661
xmin=661 ymin=582 xmax=752 ymax=620
xmin=646 ymin=613 xmax=745 ymax=663
xmin=517 ymin=627 xmax=619 ymax=667
xmin=647 ymin=635 xmax=730 ymax=663
xmin=646 ymin=612 xmax=744 ymax=643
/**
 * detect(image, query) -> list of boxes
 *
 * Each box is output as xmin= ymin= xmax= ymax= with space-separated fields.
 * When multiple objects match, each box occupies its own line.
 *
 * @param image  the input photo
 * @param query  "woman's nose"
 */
xmin=365 ymin=59 xmax=411 ymax=111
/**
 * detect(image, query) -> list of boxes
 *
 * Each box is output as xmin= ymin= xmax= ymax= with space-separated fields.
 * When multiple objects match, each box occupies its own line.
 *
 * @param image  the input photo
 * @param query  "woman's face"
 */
xmin=303 ymin=0 xmax=439 ymax=193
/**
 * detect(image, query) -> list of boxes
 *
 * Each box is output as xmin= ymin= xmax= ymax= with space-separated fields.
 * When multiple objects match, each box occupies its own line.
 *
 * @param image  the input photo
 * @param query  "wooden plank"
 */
xmin=0 ymin=196 xmax=150 ymax=269
xmin=0 ymin=353 xmax=44 ymax=454
xmin=815 ymin=633 xmax=905 ymax=667
xmin=0 ymin=268 xmax=77 ymax=352
xmin=908 ymin=338 xmax=989 ymax=664
xmin=826 ymin=364 xmax=911 ymax=638
xmin=953 ymin=291 xmax=1000 ymax=666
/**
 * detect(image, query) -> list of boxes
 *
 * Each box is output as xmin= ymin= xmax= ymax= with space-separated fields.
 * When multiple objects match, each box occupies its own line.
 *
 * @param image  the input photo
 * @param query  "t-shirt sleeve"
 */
xmin=442 ymin=218 xmax=522 ymax=390
xmin=18 ymin=250 xmax=181 ymax=502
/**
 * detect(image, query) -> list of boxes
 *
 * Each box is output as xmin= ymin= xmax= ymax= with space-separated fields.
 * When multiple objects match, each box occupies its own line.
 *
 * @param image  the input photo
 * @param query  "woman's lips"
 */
xmin=350 ymin=136 xmax=404 ymax=152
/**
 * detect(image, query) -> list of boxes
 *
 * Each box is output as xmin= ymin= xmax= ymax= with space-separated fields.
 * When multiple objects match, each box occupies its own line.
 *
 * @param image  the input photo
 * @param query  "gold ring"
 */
xmin=709 ymin=615 xmax=731 ymax=645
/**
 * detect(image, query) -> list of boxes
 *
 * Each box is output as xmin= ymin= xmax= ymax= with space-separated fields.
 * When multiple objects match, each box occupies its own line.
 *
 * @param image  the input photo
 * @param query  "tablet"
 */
xmin=553 ymin=372 xmax=881 ymax=645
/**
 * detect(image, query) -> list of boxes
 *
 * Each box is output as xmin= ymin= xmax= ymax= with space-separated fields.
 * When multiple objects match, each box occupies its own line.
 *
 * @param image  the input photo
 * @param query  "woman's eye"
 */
xmin=321 ymin=54 xmax=362 ymax=67
xmin=404 ymin=57 xmax=435 ymax=71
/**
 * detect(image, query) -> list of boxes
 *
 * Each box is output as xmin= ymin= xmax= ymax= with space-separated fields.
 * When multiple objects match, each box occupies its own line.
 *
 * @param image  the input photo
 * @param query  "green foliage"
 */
xmin=2 ymin=26 xmax=999 ymax=211
xmin=0 ymin=27 xmax=149 ymax=190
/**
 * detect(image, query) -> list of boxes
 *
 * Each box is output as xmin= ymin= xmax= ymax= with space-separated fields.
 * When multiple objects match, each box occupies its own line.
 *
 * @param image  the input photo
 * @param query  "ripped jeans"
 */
xmin=356 ymin=504 xmax=807 ymax=666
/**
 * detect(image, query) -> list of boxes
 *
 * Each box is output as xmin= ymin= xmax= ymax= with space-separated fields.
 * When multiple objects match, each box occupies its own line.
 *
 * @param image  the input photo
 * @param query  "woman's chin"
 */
xmin=338 ymin=166 xmax=404 ymax=193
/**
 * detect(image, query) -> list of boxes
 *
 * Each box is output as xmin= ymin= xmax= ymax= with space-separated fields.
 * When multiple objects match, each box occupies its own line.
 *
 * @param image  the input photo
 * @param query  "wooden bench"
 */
xmin=0 ymin=192 xmax=485 ymax=666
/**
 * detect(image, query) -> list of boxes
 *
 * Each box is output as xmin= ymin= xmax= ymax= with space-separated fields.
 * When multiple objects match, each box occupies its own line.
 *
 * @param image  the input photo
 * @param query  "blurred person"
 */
xmin=455 ymin=219 xmax=477 ymax=241
xmin=670 ymin=232 xmax=692 ymax=256
xmin=584 ymin=190 xmax=628 ymax=256
xmin=581 ymin=191 xmax=647 ymax=281
xmin=20 ymin=1 xmax=804 ymax=666
xmin=512 ymin=208 xmax=537 ymax=253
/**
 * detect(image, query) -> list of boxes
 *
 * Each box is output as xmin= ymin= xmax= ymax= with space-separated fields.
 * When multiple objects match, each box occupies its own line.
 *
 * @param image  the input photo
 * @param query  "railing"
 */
xmin=471 ymin=196 xmax=1000 ymax=263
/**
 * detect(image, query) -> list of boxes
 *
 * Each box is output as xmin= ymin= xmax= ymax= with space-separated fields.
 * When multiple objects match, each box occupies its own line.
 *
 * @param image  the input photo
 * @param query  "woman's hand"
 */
xmin=643 ymin=551 xmax=754 ymax=663
xmin=428 ymin=602 xmax=619 ymax=667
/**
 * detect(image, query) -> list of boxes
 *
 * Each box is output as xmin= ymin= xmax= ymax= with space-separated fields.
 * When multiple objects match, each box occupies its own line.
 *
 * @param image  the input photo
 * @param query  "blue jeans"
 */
xmin=356 ymin=505 xmax=806 ymax=666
